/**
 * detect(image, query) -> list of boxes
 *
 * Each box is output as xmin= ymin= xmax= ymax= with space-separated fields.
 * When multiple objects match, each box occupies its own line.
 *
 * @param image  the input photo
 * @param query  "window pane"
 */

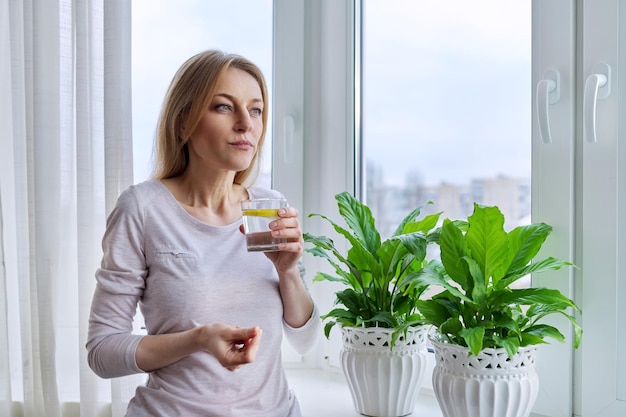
xmin=132 ymin=0 xmax=273 ymax=187
xmin=362 ymin=0 xmax=531 ymax=238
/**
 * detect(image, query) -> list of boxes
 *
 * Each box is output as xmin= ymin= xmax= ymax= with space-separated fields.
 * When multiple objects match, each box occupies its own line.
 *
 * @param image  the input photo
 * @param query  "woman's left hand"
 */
xmin=240 ymin=205 xmax=314 ymax=329
xmin=240 ymin=206 xmax=303 ymax=274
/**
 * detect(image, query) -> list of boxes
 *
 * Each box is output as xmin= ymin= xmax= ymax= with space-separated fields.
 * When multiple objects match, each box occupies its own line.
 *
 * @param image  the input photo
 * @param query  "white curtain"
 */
xmin=0 ymin=1 xmax=143 ymax=416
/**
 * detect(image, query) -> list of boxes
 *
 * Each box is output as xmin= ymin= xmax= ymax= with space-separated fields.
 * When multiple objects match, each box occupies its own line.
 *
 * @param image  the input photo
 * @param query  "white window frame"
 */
xmin=273 ymin=0 xmax=358 ymax=369
xmin=576 ymin=1 xmax=626 ymax=416
xmin=531 ymin=1 xmax=577 ymax=415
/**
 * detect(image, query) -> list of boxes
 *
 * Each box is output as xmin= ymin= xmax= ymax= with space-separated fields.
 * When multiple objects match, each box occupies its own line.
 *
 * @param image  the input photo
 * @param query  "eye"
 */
xmin=250 ymin=108 xmax=263 ymax=117
xmin=215 ymin=103 xmax=232 ymax=111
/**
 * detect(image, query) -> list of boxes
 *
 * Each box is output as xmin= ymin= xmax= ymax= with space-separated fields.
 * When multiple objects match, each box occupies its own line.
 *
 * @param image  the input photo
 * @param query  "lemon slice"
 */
xmin=242 ymin=208 xmax=280 ymax=217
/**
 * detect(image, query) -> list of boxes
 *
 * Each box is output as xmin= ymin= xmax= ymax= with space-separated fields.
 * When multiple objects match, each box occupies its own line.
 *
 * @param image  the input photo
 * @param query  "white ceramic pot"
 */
xmin=340 ymin=325 xmax=429 ymax=417
xmin=429 ymin=334 xmax=539 ymax=417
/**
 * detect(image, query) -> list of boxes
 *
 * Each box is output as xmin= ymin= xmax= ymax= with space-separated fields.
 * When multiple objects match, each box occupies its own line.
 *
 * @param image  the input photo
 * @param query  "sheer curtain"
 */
xmin=0 ymin=1 xmax=143 ymax=416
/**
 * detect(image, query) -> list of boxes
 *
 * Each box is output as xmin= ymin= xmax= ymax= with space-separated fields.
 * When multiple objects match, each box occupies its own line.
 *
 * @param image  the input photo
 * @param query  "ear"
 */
xmin=178 ymin=114 xmax=188 ymax=137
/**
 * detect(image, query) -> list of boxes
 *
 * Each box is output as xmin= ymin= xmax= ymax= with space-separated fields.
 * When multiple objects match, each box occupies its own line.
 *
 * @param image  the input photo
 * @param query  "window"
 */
xmin=274 ymin=1 xmax=626 ymax=415
xmin=278 ymin=0 xmax=533 ymax=371
xmin=362 ymin=0 xmax=532 ymax=239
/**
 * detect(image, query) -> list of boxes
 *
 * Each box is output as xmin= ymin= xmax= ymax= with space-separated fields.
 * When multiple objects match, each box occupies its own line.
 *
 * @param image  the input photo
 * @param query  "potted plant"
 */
xmin=303 ymin=191 xmax=441 ymax=417
xmin=410 ymin=203 xmax=582 ymax=417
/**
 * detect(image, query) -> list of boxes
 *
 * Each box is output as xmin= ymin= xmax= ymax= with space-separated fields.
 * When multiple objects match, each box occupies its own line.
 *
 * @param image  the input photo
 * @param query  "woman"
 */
xmin=86 ymin=50 xmax=320 ymax=416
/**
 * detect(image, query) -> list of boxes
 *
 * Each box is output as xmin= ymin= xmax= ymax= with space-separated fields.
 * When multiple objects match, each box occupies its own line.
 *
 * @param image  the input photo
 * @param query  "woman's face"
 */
xmin=184 ymin=67 xmax=264 ymax=174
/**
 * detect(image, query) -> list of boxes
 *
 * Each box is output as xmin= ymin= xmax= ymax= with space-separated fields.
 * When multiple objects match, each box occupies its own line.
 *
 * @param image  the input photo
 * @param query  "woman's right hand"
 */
xmin=135 ymin=322 xmax=262 ymax=373
xmin=196 ymin=323 xmax=263 ymax=371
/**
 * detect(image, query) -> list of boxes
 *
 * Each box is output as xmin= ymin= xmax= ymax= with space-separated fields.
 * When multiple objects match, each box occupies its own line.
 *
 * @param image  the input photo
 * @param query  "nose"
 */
xmin=234 ymin=109 xmax=253 ymax=132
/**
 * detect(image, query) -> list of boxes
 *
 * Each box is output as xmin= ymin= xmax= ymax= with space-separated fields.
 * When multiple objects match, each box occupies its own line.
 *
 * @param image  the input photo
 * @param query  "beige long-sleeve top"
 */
xmin=86 ymin=180 xmax=320 ymax=417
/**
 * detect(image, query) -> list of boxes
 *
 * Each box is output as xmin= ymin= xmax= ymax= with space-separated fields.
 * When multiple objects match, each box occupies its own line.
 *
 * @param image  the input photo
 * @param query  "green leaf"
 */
xmin=494 ymin=288 xmax=582 ymax=348
xmin=392 ymin=292 xmax=416 ymax=316
xmin=400 ymin=211 xmax=442 ymax=236
xmin=400 ymin=261 xmax=440 ymax=291
xmin=492 ymin=334 xmax=520 ymax=357
xmin=414 ymin=299 xmax=452 ymax=327
xmin=335 ymin=192 xmax=381 ymax=254
xmin=495 ymin=287 xmax=579 ymax=311
xmin=492 ymin=312 xmax=520 ymax=336
xmin=526 ymin=301 xmax=573 ymax=318
xmin=466 ymin=257 xmax=487 ymax=307
xmin=520 ymin=332 xmax=548 ymax=346
xmin=378 ymin=238 xmax=408 ymax=282
xmin=345 ymin=244 xmax=379 ymax=288
xmin=335 ymin=289 xmax=367 ymax=316
xmin=440 ymin=317 xmax=463 ymax=336
xmin=366 ymin=312 xmax=398 ymax=328
xmin=321 ymin=307 xmax=356 ymax=320
xmin=439 ymin=219 xmax=470 ymax=289
xmin=306 ymin=211 xmax=377 ymax=276
xmin=523 ymin=324 xmax=565 ymax=344
xmin=571 ymin=316 xmax=583 ymax=349
xmin=391 ymin=204 xmax=425 ymax=237
xmin=323 ymin=321 xmax=337 ymax=338
xmin=394 ymin=232 xmax=428 ymax=264
xmin=460 ymin=326 xmax=485 ymax=356
xmin=499 ymin=257 xmax=576 ymax=289
xmin=465 ymin=204 xmax=509 ymax=284
xmin=403 ymin=265 xmax=471 ymax=303
xmin=537 ymin=310 xmax=583 ymax=349
xmin=433 ymin=293 xmax=464 ymax=318
xmin=312 ymin=271 xmax=350 ymax=285
xmin=506 ymin=222 xmax=552 ymax=272
xmin=304 ymin=233 xmax=363 ymax=289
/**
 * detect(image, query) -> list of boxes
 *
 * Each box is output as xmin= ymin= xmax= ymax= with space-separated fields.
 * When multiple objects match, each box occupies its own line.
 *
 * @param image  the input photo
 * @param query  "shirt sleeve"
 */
xmin=282 ymin=303 xmax=321 ymax=355
xmin=282 ymin=260 xmax=321 ymax=355
xmin=86 ymin=186 xmax=147 ymax=378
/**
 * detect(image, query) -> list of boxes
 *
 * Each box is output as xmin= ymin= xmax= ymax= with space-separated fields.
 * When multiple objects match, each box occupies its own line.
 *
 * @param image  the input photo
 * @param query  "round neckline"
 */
xmin=154 ymin=179 xmax=246 ymax=231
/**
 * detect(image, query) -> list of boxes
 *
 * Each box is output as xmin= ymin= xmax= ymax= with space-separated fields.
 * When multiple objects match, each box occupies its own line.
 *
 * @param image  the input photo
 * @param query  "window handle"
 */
xmin=536 ymin=69 xmax=560 ymax=144
xmin=584 ymin=63 xmax=611 ymax=143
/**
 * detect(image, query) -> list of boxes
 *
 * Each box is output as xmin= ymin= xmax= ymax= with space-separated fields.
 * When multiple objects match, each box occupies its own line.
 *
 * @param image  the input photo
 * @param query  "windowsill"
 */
xmin=285 ymin=367 xmax=443 ymax=417
xmin=286 ymin=366 xmax=551 ymax=417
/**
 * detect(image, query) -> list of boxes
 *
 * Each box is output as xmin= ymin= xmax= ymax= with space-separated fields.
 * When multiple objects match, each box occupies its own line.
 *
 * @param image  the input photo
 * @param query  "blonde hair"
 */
xmin=151 ymin=50 xmax=268 ymax=185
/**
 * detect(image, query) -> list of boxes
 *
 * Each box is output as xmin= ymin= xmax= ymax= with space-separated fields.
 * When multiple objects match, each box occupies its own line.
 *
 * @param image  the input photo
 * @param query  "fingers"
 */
xmin=223 ymin=327 xmax=262 ymax=371
xmin=263 ymin=206 xmax=303 ymax=267
xmin=201 ymin=323 xmax=263 ymax=371
xmin=229 ymin=326 xmax=261 ymax=352
xmin=269 ymin=209 xmax=302 ymax=245
xmin=278 ymin=206 xmax=299 ymax=218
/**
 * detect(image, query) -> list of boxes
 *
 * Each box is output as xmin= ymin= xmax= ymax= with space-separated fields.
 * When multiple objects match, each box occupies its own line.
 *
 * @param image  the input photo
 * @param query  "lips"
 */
xmin=230 ymin=140 xmax=255 ymax=150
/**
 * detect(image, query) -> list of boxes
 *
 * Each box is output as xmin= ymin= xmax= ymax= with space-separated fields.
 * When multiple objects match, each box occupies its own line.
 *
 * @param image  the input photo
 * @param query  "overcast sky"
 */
xmin=131 ymin=0 xmax=531 ymax=187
